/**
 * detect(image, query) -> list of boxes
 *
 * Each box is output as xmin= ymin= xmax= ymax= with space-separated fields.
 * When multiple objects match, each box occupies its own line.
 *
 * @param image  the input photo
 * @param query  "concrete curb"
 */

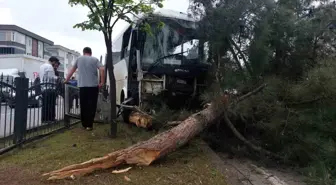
xmin=199 ymin=140 xmax=292 ymax=185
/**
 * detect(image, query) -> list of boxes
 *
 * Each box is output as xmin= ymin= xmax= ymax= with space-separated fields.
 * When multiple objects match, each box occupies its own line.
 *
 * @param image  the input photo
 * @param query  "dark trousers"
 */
xmin=42 ymin=90 xmax=57 ymax=123
xmin=80 ymin=86 xmax=99 ymax=128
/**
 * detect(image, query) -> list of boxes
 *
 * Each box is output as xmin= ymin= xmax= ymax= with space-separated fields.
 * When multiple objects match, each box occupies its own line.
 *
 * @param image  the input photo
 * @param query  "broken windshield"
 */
xmin=142 ymin=18 xmax=205 ymax=69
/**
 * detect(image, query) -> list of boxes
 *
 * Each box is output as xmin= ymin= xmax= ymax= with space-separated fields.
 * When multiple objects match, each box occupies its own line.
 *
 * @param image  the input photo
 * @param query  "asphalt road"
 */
xmin=0 ymin=97 xmax=80 ymax=138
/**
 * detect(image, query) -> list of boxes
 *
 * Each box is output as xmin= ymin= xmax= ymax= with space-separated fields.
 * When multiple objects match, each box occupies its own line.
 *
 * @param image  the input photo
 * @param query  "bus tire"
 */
xmin=122 ymin=109 xmax=131 ymax=123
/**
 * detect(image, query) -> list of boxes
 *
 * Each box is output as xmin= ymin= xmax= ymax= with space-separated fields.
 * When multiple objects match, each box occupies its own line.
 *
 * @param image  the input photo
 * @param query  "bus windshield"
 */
xmin=142 ymin=18 xmax=205 ymax=68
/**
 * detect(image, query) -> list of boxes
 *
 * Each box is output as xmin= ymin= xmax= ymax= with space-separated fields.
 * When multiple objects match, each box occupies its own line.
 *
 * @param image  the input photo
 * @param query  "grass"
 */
xmin=0 ymin=122 xmax=227 ymax=185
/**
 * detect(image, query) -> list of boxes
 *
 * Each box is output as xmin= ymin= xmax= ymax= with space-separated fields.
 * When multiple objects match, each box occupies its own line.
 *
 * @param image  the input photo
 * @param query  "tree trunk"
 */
xmin=43 ymin=99 xmax=225 ymax=180
xmin=104 ymin=35 xmax=117 ymax=137
xmin=43 ymin=84 xmax=267 ymax=180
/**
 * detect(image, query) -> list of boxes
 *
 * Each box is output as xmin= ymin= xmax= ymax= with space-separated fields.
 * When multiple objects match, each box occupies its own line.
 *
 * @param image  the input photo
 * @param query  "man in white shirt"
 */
xmin=39 ymin=56 xmax=60 ymax=123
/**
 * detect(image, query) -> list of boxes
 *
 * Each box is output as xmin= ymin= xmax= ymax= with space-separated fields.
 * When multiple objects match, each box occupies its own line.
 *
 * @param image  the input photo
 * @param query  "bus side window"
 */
xmin=121 ymin=27 xmax=132 ymax=59
xmin=129 ymin=30 xmax=138 ymax=73
xmin=112 ymin=36 xmax=123 ymax=64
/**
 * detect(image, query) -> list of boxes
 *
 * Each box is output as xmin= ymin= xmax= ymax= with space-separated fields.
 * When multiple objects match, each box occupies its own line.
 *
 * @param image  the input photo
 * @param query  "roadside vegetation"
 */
xmin=187 ymin=0 xmax=336 ymax=184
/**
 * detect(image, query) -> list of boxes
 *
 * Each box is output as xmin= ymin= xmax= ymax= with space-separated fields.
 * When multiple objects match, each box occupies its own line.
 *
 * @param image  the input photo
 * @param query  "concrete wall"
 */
xmin=0 ymin=54 xmax=47 ymax=80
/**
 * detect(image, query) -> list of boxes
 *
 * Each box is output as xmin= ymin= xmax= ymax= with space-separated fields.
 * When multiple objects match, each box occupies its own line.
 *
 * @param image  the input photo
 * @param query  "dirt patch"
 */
xmin=0 ymin=165 xmax=42 ymax=185
xmin=217 ymin=153 xmax=307 ymax=185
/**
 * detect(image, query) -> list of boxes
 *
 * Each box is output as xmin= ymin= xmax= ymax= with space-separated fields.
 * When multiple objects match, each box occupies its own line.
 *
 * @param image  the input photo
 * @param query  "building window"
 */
xmin=14 ymin=32 xmax=25 ymax=45
xmin=0 ymin=31 xmax=5 ymax=41
xmin=11 ymin=32 xmax=15 ymax=41
xmin=25 ymin=36 xmax=32 ymax=55
xmin=38 ymin=41 xmax=43 ymax=58
xmin=0 ymin=31 xmax=13 ymax=41
xmin=0 ymin=47 xmax=15 ymax=54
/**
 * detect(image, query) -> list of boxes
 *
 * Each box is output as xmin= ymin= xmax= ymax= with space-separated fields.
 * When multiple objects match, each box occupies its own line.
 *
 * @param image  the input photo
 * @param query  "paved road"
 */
xmin=0 ymin=97 xmax=80 ymax=138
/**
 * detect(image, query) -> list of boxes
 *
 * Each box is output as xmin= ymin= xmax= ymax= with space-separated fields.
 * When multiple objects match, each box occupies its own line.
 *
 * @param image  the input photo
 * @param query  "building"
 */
xmin=0 ymin=24 xmax=81 ymax=79
xmin=45 ymin=45 xmax=80 ymax=78
xmin=0 ymin=24 xmax=54 ymax=58
xmin=0 ymin=54 xmax=47 ymax=80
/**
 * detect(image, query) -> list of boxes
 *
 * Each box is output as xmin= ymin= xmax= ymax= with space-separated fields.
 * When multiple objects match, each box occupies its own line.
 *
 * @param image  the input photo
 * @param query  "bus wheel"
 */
xmin=122 ymin=109 xmax=132 ymax=123
xmin=120 ymin=91 xmax=131 ymax=123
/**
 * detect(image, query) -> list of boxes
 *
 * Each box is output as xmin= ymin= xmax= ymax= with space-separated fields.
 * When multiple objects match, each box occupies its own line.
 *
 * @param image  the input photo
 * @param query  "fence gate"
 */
xmin=64 ymin=84 xmax=110 ymax=124
xmin=64 ymin=84 xmax=80 ymax=120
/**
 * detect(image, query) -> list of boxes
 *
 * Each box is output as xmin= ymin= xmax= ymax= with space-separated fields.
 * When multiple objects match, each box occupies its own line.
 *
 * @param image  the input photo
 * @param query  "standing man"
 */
xmin=65 ymin=47 xmax=105 ymax=130
xmin=40 ymin=56 xmax=60 ymax=123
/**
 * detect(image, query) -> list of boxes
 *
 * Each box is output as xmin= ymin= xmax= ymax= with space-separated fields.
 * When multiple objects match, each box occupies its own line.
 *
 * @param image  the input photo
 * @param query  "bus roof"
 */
xmin=112 ymin=9 xmax=196 ymax=43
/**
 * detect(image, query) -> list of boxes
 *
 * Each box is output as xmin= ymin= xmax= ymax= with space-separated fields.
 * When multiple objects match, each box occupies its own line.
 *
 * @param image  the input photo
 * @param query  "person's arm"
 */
xmin=96 ymin=58 xmax=105 ymax=87
xmin=65 ymin=59 xmax=78 ymax=83
xmin=99 ymin=66 xmax=105 ymax=87
xmin=65 ymin=67 xmax=77 ymax=83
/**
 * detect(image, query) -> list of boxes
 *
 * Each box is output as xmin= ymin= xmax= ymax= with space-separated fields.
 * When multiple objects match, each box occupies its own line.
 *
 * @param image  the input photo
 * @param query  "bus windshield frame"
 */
xmin=140 ymin=17 xmax=206 ymax=69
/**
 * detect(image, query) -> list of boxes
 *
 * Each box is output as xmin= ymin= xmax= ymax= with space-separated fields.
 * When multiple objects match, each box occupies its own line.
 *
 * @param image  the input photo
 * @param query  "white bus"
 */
xmin=107 ymin=9 xmax=209 ymax=120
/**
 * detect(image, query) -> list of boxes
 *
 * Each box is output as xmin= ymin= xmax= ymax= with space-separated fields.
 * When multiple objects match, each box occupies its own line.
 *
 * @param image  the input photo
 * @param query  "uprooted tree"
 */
xmin=43 ymin=84 xmax=268 ymax=180
xmin=47 ymin=0 xmax=336 ymax=183
xmin=69 ymin=0 xmax=164 ymax=137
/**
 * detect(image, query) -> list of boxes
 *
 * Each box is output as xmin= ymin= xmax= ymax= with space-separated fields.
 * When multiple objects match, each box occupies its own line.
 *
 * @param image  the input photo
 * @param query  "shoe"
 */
xmin=86 ymin=127 xmax=93 ymax=131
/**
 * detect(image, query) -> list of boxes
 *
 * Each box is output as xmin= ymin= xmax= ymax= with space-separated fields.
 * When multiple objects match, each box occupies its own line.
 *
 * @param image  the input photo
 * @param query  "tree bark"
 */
xmin=104 ymin=34 xmax=117 ymax=137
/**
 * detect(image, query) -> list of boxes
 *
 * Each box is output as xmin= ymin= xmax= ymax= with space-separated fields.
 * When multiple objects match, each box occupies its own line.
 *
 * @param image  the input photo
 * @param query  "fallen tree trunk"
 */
xmin=43 ymin=84 xmax=266 ymax=180
xmin=43 ymin=103 xmax=222 ymax=180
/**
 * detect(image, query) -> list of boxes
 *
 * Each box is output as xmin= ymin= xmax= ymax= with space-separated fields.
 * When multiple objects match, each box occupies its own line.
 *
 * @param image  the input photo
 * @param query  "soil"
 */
xmin=199 ymin=141 xmax=307 ymax=185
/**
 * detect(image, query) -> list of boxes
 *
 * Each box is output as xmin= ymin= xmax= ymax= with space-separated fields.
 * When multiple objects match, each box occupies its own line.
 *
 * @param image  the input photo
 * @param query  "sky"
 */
xmin=0 ymin=0 xmax=190 ymax=59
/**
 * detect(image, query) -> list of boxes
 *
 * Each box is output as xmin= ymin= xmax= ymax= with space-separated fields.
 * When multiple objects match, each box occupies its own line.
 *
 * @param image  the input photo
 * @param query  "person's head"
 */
xmin=49 ymin=56 xmax=60 ymax=69
xmin=83 ymin=47 xmax=92 ymax=56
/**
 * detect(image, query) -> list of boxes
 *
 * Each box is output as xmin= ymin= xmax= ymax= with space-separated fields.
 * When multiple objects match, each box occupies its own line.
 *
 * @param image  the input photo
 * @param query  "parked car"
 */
xmin=0 ymin=78 xmax=42 ymax=108
xmin=5 ymin=90 xmax=42 ymax=109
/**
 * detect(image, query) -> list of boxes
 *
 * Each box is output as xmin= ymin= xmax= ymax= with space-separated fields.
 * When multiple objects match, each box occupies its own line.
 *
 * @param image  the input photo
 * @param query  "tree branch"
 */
xmin=231 ymin=84 xmax=267 ymax=106
xmin=230 ymin=38 xmax=253 ymax=76
xmin=107 ymin=0 xmax=114 ymax=26
xmin=228 ymin=38 xmax=246 ymax=76
xmin=85 ymin=0 xmax=104 ymax=31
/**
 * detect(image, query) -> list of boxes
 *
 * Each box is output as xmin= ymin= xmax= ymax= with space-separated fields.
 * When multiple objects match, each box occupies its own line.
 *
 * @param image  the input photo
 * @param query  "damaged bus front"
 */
xmin=111 ymin=9 xmax=209 ymax=119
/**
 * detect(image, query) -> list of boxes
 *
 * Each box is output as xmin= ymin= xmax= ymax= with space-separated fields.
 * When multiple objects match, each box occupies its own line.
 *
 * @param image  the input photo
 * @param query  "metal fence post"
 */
xmin=13 ymin=77 xmax=29 ymax=144
xmin=64 ymin=84 xmax=70 ymax=128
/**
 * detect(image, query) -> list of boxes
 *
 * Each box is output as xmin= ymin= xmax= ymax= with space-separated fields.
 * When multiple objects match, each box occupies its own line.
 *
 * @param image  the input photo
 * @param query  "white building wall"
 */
xmin=0 ymin=54 xmax=47 ymax=80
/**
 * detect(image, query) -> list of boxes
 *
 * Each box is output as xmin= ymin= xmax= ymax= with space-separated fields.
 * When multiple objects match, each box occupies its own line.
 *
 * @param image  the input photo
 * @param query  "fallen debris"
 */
xmin=124 ymin=175 xmax=131 ymax=182
xmin=112 ymin=167 xmax=132 ymax=174
xmin=128 ymin=111 xmax=152 ymax=128
xmin=42 ymin=84 xmax=268 ymax=180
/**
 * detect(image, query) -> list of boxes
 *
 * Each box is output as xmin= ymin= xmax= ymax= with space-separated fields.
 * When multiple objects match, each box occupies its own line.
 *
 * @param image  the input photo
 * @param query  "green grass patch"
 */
xmin=0 ymin=122 xmax=227 ymax=185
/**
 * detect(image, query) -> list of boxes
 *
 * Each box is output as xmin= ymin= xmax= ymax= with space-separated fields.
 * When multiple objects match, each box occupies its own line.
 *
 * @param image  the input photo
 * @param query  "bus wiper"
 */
xmin=147 ymin=51 xmax=188 ymax=72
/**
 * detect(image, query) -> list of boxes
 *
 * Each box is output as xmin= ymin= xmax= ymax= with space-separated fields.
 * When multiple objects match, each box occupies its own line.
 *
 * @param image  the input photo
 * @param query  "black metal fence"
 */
xmin=0 ymin=75 xmax=80 ymax=154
